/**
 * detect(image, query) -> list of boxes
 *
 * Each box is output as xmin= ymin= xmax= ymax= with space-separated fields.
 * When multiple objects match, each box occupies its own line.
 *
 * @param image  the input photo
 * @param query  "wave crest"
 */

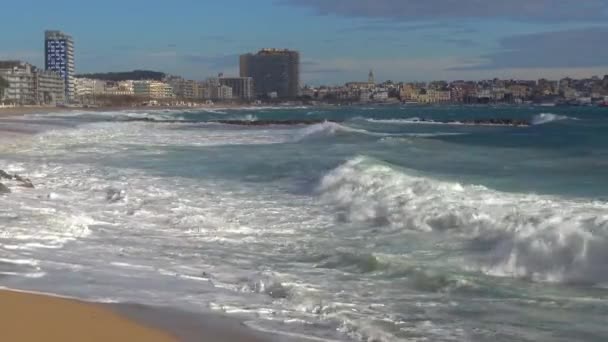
xmin=531 ymin=113 xmax=576 ymax=125
xmin=317 ymin=156 xmax=608 ymax=284
xmin=294 ymin=121 xmax=386 ymax=141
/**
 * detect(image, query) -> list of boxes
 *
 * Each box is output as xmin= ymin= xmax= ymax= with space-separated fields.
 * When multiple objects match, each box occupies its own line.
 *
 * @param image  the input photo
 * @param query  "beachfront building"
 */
xmin=219 ymin=77 xmax=254 ymax=100
xmin=507 ymin=84 xmax=532 ymax=101
xmin=34 ymin=69 xmax=66 ymax=105
xmin=75 ymin=78 xmax=106 ymax=97
xmin=45 ymin=30 xmax=75 ymax=101
xmin=104 ymin=81 xmax=135 ymax=96
xmin=0 ymin=61 xmax=65 ymax=105
xmin=0 ymin=61 xmax=35 ymax=104
xmin=168 ymin=77 xmax=200 ymax=99
xmin=133 ymin=81 xmax=175 ymax=99
xmin=240 ymin=48 xmax=300 ymax=98
xmin=413 ymin=89 xmax=451 ymax=104
xmin=209 ymin=84 xmax=233 ymax=101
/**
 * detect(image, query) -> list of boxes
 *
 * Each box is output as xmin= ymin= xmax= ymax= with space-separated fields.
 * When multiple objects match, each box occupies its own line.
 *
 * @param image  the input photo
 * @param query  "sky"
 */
xmin=1 ymin=0 xmax=608 ymax=85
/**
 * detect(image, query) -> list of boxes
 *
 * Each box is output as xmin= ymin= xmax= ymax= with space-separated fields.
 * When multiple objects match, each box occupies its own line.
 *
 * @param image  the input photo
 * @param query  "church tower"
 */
xmin=368 ymin=69 xmax=375 ymax=85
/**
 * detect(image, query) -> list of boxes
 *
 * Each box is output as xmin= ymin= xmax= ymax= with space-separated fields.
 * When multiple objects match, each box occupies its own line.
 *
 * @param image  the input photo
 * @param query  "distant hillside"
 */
xmin=75 ymin=70 xmax=166 ymax=81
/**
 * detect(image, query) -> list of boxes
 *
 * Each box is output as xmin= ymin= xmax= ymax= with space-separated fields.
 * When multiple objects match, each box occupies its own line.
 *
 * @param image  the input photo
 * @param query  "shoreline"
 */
xmin=0 ymin=287 xmax=288 ymax=342
xmin=0 ymin=104 xmax=222 ymax=118
xmin=0 ymin=288 xmax=176 ymax=341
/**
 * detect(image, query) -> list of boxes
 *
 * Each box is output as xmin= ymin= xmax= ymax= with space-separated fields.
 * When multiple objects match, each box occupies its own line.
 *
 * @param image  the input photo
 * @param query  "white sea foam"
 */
xmin=294 ymin=121 xmax=389 ymax=141
xmin=531 ymin=113 xmax=577 ymax=125
xmin=318 ymin=156 xmax=608 ymax=284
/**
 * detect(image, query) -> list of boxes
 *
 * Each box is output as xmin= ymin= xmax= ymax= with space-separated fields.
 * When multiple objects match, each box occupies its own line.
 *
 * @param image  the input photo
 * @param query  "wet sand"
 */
xmin=0 ymin=289 xmax=289 ymax=342
xmin=0 ymin=289 xmax=176 ymax=341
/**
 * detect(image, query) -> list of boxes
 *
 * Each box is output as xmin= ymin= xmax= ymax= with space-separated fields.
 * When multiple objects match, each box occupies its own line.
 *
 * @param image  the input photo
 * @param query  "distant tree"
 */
xmin=75 ymin=70 xmax=166 ymax=81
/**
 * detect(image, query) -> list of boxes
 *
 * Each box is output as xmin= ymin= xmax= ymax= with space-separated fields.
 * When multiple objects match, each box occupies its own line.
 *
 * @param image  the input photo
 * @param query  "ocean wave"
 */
xmin=531 ymin=113 xmax=577 ymax=125
xmin=293 ymin=121 xmax=390 ymax=141
xmin=317 ymin=156 xmax=608 ymax=284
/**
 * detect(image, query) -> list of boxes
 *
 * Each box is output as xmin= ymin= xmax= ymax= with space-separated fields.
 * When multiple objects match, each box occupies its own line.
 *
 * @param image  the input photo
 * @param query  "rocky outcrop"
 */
xmin=13 ymin=175 xmax=34 ymax=188
xmin=0 ymin=169 xmax=35 ymax=190
xmin=215 ymin=119 xmax=333 ymax=126
xmin=106 ymin=188 xmax=126 ymax=203
xmin=117 ymin=117 xmax=531 ymax=127
xmin=0 ymin=182 xmax=10 ymax=194
xmin=0 ymin=170 xmax=12 ymax=180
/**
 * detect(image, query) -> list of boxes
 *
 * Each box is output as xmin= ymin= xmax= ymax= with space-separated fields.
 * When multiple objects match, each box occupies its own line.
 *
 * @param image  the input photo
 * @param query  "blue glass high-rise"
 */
xmin=45 ymin=30 xmax=74 ymax=102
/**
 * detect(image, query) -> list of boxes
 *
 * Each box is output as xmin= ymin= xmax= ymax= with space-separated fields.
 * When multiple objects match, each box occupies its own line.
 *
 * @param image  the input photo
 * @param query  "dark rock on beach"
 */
xmin=106 ymin=188 xmax=127 ymax=203
xmin=14 ymin=175 xmax=34 ymax=188
xmin=0 ymin=169 xmax=35 ymax=189
xmin=0 ymin=170 xmax=12 ymax=180
xmin=0 ymin=183 xmax=10 ymax=194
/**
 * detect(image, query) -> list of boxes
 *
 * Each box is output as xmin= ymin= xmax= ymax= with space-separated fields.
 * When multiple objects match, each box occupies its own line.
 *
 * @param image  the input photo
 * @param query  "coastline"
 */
xmin=0 ymin=288 xmax=288 ymax=342
xmin=0 ymin=289 xmax=176 ymax=341
xmin=0 ymin=107 xmax=293 ymax=342
xmin=0 ymin=102 xmax=270 ymax=117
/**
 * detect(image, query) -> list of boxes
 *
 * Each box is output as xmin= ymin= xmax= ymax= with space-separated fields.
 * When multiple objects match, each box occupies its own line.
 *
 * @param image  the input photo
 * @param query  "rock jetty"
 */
xmin=118 ymin=117 xmax=530 ymax=127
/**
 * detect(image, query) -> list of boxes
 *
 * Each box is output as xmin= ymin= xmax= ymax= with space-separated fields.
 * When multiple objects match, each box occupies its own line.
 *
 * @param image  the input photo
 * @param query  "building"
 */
xmin=133 ymin=81 xmax=174 ymax=99
xmin=168 ymin=77 xmax=200 ymax=99
xmin=0 ymin=61 xmax=64 ymax=105
xmin=219 ymin=77 xmax=253 ymax=100
xmin=34 ymin=68 xmax=66 ymax=104
xmin=414 ymin=89 xmax=451 ymax=104
xmin=368 ymin=70 xmax=375 ymax=86
xmin=45 ymin=30 xmax=75 ymax=101
xmin=0 ymin=61 xmax=35 ymax=104
xmin=74 ymin=78 xmax=106 ymax=97
xmin=209 ymin=84 xmax=233 ymax=101
xmin=240 ymin=48 xmax=300 ymax=98
xmin=507 ymin=84 xmax=532 ymax=100
xmin=399 ymin=83 xmax=420 ymax=101
xmin=104 ymin=81 xmax=135 ymax=96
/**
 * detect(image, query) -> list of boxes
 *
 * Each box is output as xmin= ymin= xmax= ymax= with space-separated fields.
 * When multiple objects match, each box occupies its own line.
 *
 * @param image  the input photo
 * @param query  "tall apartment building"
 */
xmin=219 ymin=77 xmax=253 ymax=100
xmin=0 ymin=61 xmax=65 ymax=105
xmin=240 ymin=49 xmax=300 ymax=98
xmin=45 ymin=30 xmax=75 ymax=101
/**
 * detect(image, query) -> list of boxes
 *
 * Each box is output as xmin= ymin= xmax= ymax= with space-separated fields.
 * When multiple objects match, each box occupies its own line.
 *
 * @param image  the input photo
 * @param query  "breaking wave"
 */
xmin=317 ymin=156 xmax=608 ymax=284
xmin=293 ymin=121 xmax=390 ymax=141
xmin=531 ymin=113 xmax=576 ymax=125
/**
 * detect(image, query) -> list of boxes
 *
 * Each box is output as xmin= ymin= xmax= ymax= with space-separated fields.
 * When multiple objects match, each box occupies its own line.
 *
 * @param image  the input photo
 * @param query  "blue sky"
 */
xmin=2 ymin=0 xmax=608 ymax=84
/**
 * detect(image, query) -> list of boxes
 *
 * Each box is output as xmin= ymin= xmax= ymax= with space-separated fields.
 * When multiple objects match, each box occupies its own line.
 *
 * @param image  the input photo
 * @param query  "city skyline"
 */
xmin=1 ymin=0 xmax=608 ymax=84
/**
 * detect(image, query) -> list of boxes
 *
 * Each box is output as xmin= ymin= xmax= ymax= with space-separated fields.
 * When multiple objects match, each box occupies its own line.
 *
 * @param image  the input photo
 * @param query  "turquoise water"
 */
xmin=1 ymin=105 xmax=608 ymax=341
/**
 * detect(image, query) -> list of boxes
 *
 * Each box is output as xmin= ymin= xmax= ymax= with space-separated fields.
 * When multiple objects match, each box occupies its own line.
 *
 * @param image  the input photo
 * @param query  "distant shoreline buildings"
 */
xmin=0 ymin=61 xmax=65 ymax=105
xmin=1 ymin=30 xmax=608 ymax=107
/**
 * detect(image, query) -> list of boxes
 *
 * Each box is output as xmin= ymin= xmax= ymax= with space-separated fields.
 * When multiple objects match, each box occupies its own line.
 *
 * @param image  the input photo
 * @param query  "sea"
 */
xmin=1 ymin=105 xmax=607 ymax=341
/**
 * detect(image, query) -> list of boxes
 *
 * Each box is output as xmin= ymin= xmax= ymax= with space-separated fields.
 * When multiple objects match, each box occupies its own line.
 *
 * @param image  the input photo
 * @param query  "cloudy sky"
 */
xmin=1 ymin=0 xmax=608 ymax=84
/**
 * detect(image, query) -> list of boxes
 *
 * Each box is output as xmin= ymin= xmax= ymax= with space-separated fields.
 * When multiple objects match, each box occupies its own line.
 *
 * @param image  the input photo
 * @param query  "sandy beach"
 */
xmin=0 ymin=103 xmax=260 ymax=118
xmin=0 ymin=289 xmax=176 ymax=341
xmin=0 ymin=289 xmax=286 ymax=342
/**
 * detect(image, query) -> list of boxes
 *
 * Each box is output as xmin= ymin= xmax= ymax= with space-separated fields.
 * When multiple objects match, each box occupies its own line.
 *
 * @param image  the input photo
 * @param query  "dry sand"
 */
xmin=0 ymin=289 xmax=177 ymax=341
xmin=0 ymin=106 xmax=67 ymax=117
